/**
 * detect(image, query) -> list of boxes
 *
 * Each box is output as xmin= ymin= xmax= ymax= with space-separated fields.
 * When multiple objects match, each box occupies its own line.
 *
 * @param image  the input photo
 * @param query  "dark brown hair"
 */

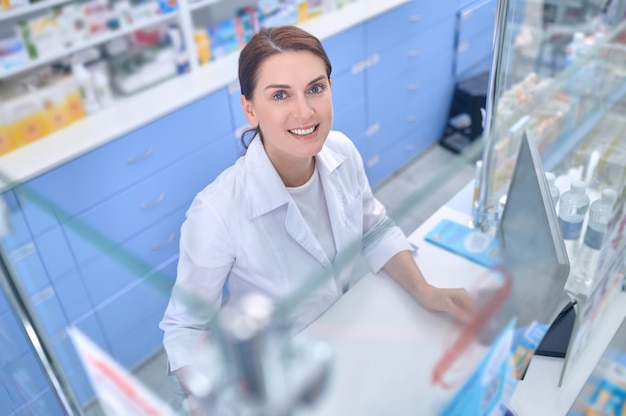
xmin=238 ymin=25 xmax=332 ymax=150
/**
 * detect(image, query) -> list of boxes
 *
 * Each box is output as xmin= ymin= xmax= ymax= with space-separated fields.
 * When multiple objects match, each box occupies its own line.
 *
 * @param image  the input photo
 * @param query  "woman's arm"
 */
xmin=382 ymin=251 xmax=477 ymax=323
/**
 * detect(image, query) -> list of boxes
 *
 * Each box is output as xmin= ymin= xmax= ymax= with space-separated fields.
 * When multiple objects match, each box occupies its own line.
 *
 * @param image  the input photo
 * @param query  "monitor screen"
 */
xmin=496 ymin=129 xmax=571 ymax=328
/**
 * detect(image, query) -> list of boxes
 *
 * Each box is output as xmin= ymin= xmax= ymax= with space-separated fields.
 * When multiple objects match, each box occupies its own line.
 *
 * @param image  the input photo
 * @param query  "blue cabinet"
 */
xmin=0 ymin=290 xmax=65 ymax=415
xmin=0 ymin=87 xmax=237 ymax=408
xmin=455 ymin=0 xmax=497 ymax=79
xmin=363 ymin=2 xmax=456 ymax=187
xmin=16 ymin=89 xmax=232 ymax=232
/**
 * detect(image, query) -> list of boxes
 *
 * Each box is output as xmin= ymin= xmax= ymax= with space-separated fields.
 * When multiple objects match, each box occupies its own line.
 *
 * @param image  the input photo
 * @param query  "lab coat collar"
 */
xmin=244 ymin=135 xmax=346 ymax=220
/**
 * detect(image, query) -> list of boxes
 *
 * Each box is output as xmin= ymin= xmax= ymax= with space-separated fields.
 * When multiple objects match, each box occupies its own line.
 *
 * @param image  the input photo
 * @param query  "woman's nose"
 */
xmin=292 ymin=94 xmax=314 ymax=118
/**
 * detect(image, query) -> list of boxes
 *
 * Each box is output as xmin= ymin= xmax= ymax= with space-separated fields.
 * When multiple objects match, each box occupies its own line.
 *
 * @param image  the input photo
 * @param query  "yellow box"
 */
xmin=0 ymin=124 xmax=16 ymax=156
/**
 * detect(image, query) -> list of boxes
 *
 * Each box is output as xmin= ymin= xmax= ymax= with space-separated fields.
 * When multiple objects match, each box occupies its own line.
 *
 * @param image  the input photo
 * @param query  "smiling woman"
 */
xmin=158 ymin=25 xmax=476 ymax=413
xmin=240 ymin=50 xmax=333 ymax=187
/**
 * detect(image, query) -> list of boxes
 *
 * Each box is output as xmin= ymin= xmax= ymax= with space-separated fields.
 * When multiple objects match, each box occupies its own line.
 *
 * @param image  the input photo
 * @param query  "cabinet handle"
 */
xmin=126 ymin=147 xmax=154 ymax=164
xmin=407 ymin=83 xmax=421 ymax=91
xmin=458 ymin=42 xmax=470 ymax=53
xmin=151 ymin=233 xmax=175 ymax=251
xmin=408 ymin=49 xmax=422 ymax=57
xmin=366 ymin=155 xmax=380 ymax=168
xmin=406 ymin=113 xmax=419 ymax=122
xmin=140 ymin=192 xmax=166 ymax=210
xmin=368 ymin=54 xmax=380 ymax=67
xmin=409 ymin=14 xmax=423 ymax=22
xmin=351 ymin=60 xmax=367 ymax=74
xmin=366 ymin=123 xmax=380 ymax=137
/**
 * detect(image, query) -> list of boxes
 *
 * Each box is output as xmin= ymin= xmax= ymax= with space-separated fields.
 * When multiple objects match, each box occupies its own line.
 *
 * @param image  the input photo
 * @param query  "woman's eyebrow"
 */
xmin=263 ymin=75 xmax=327 ymax=91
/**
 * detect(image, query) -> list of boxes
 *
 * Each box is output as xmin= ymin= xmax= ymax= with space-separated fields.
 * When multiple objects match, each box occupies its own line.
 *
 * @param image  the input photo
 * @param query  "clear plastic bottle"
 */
xmin=545 ymin=172 xmax=560 ymax=209
xmin=558 ymin=180 xmax=590 ymax=261
xmin=565 ymin=32 xmax=586 ymax=68
xmin=572 ymin=188 xmax=618 ymax=289
xmin=472 ymin=160 xmax=483 ymax=219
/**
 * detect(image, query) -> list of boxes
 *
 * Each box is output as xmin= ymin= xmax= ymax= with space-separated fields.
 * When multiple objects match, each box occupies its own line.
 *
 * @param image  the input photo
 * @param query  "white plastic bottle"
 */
xmin=72 ymin=64 xmax=100 ymax=115
xmin=545 ymin=172 xmax=560 ymax=209
xmin=572 ymin=188 xmax=618 ymax=289
xmin=558 ymin=180 xmax=590 ymax=261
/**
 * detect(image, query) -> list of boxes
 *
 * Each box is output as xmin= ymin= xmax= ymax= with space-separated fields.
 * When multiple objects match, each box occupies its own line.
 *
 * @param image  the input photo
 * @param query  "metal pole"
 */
xmin=0 ymin=247 xmax=84 ymax=415
xmin=475 ymin=0 xmax=511 ymax=231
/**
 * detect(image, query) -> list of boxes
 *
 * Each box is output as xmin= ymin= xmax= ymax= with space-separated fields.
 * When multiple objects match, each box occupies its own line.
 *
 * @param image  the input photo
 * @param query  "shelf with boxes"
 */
xmin=0 ymin=0 xmax=407 ymax=186
xmin=0 ymin=0 xmax=372 ymax=163
xmin=0 ymin=3 xmax=180 ymax=79
xmin=0 ymin=0 xmax=71 ymax=20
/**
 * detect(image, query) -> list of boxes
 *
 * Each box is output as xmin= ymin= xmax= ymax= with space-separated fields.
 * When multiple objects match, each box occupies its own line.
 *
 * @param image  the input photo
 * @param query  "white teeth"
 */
xmin=290 ymin=126 xmax=315 ymax=135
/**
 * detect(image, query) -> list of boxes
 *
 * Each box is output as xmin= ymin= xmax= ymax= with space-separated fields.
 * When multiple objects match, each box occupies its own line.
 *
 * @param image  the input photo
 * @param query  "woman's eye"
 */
xmin=273 ymin=91 xmax=287 ymax=101
xmin=310 ymin=84 xmax=326 ymax=94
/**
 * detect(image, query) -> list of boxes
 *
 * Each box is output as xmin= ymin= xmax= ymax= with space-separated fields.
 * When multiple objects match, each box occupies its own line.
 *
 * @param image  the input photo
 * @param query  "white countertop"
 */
xmin=296 ymin=206 xmax=501 ymax=415
xmin=0 ymin=0 xmax=408 ymax=190
xmin=296 ymin=203 xmax=626 ymax=415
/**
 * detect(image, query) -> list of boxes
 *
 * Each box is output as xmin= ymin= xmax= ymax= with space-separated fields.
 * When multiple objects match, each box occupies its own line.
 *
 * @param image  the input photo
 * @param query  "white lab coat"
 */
xmin=159 ymin=130 xmax=412 ymax=372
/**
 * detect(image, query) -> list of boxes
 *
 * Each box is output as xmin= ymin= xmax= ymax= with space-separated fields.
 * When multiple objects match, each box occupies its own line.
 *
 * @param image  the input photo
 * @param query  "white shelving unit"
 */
xmin=0 ymin=0 xmax=71 ymax=21
xmin=0 ymin=0 xmax=408 ymax=189
xmin=0 ymin=11 xmax=180 ymax=79
xmin=188 ymin=0 xmax=221 ymax=12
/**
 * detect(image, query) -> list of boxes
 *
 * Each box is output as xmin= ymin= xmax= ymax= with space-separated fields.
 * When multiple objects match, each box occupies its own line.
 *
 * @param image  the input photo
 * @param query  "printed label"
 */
xmin=583 ymin=226 xmax=605 ymax=250
xmin=559 ymin=217 xmax=583 ymax=240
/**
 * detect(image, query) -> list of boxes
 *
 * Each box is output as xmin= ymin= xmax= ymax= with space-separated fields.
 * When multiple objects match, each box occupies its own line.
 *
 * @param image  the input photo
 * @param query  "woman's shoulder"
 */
xmin=326 ymin=130 xmax=352 ymax=146
xmin=325 ymin=130 xmax=359 ymax=156
xmin=192 ymin=157 xmax=246 ymax=211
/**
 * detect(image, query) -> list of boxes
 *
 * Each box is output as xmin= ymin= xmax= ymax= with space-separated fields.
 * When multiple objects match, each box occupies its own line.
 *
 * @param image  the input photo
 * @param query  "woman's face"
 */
xmin=240 ymin=50 xmax=333 ymax=168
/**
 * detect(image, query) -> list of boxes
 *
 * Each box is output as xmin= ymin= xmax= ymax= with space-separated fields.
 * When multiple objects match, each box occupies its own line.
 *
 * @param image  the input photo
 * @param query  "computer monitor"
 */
xmin=496 ymin=129 xmax=573 ymax=358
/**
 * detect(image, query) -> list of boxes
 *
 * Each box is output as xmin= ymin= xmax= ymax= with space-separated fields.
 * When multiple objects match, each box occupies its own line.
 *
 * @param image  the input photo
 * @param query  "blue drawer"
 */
xmin=0 ymin=388 xmax=11 ymax=416
xmin=323 ymin=24 xmax=366 ymax=76
xmin=8 ymin=242 xmax=50 ymax=296
xmin=2 ymin=350 xmax=50 ymax=402
xmin=365 ymin=1 xmax=453 ymax=54
xmin=332 ymin=69 xmax=365 ymax=115
xmin=31 ymin=286 xmax=67 ymax=336
xmin=72 ymin=311 xmax=109 ymax=351
xmin=366 ymin=17 xmax=455 ymax=91
xmin=0 ymin=308 xmax=32 ymax=363
xmin=367 ymin=72 xmax=427 ymax=129
xmin=360 ymin=110 xmax=415 ymax=163
xmin=34 ymin=226 xmax=75 ymax=281
xmin=52 ymin=268 xmax=92 ymax=322
xmin=17 ymin=88 xmax=233 ymax=231
xmin=64 ymin=136 xmax=236 ymax=264
xmin=79 ymin=205 xmax=186 ymax=307
xmin=109 ymin=312 xmax=165 ymax=369
xmin=67 ymin=365 xmax=94 ymax=405
xmin=366 ymin=118 xmax=444 ymax=187
xmin=334 ymin=100 xmax=367 ymax=141
xmin=456 ymin=29 xmax=494 ymax=78
xmin=98 ymin=264 xmax=174 ymax=343
xmin=368 ymin=53 xmax=455 ymax=125
xmin=458 ymin=0 xmax=496 ymax=46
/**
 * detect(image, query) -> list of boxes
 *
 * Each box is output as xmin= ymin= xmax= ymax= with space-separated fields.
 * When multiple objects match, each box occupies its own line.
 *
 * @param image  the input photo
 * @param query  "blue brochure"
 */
xmin=424 ymin=219 xmax=501 ymax=268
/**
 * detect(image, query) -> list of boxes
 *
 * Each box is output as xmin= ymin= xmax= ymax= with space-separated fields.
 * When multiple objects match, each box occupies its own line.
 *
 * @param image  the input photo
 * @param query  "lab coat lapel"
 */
xmin=316 ymin=146 xmax=355 ymax=265
xmin=284 ymin=202 xmax=332 ymax=268
xmin=244 ymin=138 xmax=332 ymax=268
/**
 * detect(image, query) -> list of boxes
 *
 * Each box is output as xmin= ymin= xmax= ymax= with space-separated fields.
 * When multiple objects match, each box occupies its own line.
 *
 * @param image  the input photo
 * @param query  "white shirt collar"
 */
xmin=244 ymin=134 xmax=346 ymax=219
